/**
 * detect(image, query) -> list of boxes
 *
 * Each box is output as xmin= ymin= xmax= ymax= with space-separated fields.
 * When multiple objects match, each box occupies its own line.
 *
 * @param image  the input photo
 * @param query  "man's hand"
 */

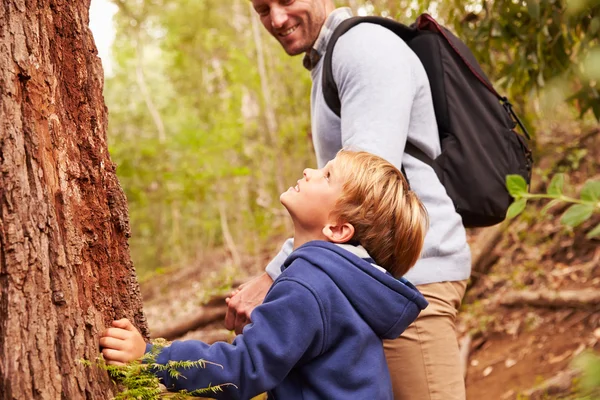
xmin=99 ymin=318 xmax=147 ymax=365
xmin=225 ymin=272 xmax=273 ymax=334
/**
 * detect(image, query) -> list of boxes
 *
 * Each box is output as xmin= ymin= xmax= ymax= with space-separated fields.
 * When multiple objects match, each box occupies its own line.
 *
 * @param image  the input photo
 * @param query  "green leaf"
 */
xmin=586 ymin=223 xmax=600 ymax=239
xmin=527 ymin=1 xmax=540 ymax=20
xmin=560 ymin=204 xmax=594 ymax=228
xmin=580 ymin=180 xmax=600 ymax=202
xmin=506 ymin=175 xmax=528 ymax=197
xmin=541 ymin=199 xmax=562 ymax=216
xmin=506 ymin=198 xmax=528 ymax=219
xmin=547 ymin=174 xmax=565 ymax=196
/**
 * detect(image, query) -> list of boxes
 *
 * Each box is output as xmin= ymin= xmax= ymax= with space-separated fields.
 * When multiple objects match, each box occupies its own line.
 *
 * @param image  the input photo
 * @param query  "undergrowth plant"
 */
xmin=572 ymin=351 xmax=600 ymax=399
xmin=506 ymin=174 xmax=600 ymax=238
xmin=80 ymin=339 xmax=237 ymax=399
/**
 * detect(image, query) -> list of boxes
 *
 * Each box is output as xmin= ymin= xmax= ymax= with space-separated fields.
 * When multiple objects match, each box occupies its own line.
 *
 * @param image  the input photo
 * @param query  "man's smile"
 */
xmin=279 ymin=24 xmax=299 ymax=37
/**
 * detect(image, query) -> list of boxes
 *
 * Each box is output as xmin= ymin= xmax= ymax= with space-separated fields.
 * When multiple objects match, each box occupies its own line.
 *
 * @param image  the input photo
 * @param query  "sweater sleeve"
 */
xmin=264 ymin=238 xmax=294 ymax=279
xmin=150 ymin=278 xmax=325 ymax=399
xmin=332 ymin=23 xmax=417 ymax=167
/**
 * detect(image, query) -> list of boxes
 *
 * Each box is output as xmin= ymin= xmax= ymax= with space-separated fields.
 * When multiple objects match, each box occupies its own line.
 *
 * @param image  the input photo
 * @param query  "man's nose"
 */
xmin=270 ymin=6 xmax=287 ymax=29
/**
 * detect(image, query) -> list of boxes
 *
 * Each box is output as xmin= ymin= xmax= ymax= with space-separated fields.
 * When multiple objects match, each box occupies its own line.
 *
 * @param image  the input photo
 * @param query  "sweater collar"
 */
xmin=333 ymin=243 xmax=388 ymax=274
xmin=302 ymin=7 xmax=353 ymax=71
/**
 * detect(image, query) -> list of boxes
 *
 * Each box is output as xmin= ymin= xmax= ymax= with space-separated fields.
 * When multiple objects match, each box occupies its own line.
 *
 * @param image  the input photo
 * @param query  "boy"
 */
xmin=100 ymin=150 xmax=429 ymax=399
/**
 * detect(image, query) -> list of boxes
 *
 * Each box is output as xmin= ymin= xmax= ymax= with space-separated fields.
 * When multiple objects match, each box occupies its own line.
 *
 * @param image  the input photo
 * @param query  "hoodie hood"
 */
xmin=283 ymin=241 xmax=428 ymax=339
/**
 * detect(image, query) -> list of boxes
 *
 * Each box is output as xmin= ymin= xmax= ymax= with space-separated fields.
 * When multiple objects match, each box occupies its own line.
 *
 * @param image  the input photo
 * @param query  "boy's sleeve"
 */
xmin=149 ymin=278 xmax=325 ymax=399
xmin=264 ymin=238 xmax=294 ymax=280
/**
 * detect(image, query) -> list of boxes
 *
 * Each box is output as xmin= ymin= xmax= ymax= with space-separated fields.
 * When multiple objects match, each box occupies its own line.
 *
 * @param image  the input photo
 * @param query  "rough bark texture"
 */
xmin=0 ymin=0 xmax=149 ymax=398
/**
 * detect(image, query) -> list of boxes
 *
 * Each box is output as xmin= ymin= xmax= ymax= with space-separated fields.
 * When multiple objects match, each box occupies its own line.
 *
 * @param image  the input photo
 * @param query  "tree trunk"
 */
xmin=0 ymin=1 xmax=148 ymax=399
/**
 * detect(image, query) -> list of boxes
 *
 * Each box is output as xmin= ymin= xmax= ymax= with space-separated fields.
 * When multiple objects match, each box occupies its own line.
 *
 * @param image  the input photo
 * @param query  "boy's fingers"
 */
xmin=112 ymin=318 xmax=136 ymax=332
xmin=102 ymin=348 xmax=129 ymax=364
xmin=102 ymin=327 xmax=129 ymax=340
xmin=224 ymin=296 xmax=238 ymax=331
xmin=99 ymin=336 xmax=125 ymax=351
xmin=105 ymin=360 xmax=126 ymax=367
xmin=234 ymin=312 xmax=249 ymax=335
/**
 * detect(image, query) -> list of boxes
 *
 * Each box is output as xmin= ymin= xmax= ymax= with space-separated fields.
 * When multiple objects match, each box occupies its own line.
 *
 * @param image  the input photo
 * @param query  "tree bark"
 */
xmin=0 ymin=1 xmax=148 ymax=398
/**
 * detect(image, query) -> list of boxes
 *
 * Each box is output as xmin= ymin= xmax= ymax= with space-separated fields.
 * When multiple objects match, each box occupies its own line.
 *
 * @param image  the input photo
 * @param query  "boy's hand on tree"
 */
xmin=99 ymin=318 xmax=146 ymax=365
xmin=225 ymin=272 xmax=273 ymax=334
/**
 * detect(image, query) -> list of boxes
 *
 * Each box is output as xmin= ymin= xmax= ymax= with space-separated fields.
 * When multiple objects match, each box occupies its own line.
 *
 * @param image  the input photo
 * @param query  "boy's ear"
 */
xmin=322 ymin=222 xmax=355 ymax=244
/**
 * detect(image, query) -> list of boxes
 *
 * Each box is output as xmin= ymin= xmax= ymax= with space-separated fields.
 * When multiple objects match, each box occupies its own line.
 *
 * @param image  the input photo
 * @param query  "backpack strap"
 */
xmin=321 ymin=16 xmax=435 ymax=169
xmin=322 ymin=16 xmax=417 ymax=117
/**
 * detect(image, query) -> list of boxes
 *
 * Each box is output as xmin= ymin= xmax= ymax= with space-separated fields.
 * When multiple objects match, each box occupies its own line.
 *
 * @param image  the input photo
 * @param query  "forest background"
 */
xmin=91 ymin=0 xmax=599 ymax=398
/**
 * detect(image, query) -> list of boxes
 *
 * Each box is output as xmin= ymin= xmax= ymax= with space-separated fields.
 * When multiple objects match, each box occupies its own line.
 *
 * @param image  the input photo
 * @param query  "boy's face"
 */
xmin=280 ymin=159 xmax=343 ymax=235
xmin=250 ymin=0 xmax=332 ymax=56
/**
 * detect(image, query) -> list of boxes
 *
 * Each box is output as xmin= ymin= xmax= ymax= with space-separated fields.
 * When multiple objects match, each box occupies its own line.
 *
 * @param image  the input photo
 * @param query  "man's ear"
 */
xmin=322 ymin=222 xmax=355 ymax=243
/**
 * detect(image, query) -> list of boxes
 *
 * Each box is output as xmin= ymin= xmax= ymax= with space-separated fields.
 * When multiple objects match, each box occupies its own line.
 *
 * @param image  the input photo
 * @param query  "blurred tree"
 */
xmin=106 ymin=0 xmax=313 ymax=276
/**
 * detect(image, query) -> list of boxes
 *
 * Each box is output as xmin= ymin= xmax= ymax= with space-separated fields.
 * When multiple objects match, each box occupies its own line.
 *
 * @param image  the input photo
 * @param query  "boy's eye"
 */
xmin=281 ymin=0 xmax=294 ymax=5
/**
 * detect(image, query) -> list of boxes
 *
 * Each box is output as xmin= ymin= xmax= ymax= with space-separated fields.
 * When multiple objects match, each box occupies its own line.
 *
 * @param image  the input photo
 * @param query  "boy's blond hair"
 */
xmin=332 ymin=150 xmax=429 ymax=278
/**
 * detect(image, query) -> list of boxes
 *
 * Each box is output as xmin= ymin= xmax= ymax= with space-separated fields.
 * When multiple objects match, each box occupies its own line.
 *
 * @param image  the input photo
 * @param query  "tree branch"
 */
xmin=500 ymin=289 xmax=600 ymax=309
xmin=520 ymin=369 xmax=579 ymax=399
xmin=150 ymin=305 xmax=227 ymax=341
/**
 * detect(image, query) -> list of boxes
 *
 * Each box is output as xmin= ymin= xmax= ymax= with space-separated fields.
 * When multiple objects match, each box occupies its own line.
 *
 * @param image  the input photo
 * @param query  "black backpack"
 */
xmin=322 ymin=14 xmax=533 ymax=228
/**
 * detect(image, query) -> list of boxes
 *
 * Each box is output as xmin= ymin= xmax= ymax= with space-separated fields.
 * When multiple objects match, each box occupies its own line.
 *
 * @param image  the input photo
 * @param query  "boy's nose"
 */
xmin=303 ymin=168 xmax=313 ymax=180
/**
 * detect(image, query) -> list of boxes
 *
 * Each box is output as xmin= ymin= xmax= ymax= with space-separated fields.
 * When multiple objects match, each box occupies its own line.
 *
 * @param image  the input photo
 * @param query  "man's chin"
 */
xmin=279 ymin=41 xmax=310 ymax=56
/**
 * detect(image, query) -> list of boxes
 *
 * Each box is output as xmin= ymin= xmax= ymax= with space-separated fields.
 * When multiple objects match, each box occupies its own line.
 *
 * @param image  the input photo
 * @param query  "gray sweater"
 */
xmin=266 ymin=8 xmax=471 ymax=285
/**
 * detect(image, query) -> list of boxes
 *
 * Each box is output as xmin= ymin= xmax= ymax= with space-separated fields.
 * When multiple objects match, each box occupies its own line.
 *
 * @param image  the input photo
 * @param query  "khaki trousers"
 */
xmin=384 ymin=280 xmax=468 ymax=400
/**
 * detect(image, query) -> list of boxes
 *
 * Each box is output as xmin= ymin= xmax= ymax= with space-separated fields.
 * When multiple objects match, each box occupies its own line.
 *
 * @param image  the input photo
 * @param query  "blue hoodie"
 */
xmin=150 ymin=241 xmax=428 ymax=399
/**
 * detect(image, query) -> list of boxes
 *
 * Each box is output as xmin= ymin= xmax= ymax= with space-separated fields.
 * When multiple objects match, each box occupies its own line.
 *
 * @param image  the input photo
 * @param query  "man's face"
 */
xmin=280 ymin=160 xmax=343 ymax=234
xmin=251 ymin=0 xmax=332 ymax=56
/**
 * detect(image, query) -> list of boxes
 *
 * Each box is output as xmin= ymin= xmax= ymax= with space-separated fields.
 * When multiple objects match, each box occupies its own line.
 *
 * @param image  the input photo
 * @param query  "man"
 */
xmin=226 ymin=1 xmax=471 ymax=399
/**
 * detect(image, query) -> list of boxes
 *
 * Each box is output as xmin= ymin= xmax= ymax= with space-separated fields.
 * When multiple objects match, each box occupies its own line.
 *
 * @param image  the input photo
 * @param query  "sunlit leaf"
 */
xmin=560 ymin=204 xmax=595 ymax=227
xmin=547 ymin=174 xmax=565 ymax=196
xmin=586 ymin=223 xmax=600 ymax=239
xmin=506 ymin=175 xmax=528 ymax=197
xmin=580 ymin=180 xmax=600 ymax=202
xmin=527 ymin=1 xmax=540 ymax=20
xmin=506 ymin=198 xmax=528 ymax=219
xmin=541 ymin=199 xmax=562 ymax=216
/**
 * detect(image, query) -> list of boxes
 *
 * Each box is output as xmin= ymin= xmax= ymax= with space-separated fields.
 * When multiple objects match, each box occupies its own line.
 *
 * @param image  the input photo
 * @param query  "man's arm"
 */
xmin=225 ymin=239 xmax=294 ymax=333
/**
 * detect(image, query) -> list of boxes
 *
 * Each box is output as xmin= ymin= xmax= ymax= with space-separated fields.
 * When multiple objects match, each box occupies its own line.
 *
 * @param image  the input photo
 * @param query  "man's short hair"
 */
xmin=332 ymin=150 xmax=429 ymax=277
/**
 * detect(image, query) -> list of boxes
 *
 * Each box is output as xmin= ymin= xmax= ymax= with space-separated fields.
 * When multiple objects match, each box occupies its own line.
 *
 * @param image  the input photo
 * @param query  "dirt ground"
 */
xmin=141 ymin=232 xmax=599 ymax=400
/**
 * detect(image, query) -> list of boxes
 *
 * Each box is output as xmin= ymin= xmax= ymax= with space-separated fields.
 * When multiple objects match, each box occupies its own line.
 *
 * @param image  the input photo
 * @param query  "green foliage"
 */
xmin=104 ymin=0 xmax=599 ymax=277
xmin=572 ymin=351 xmax=600 ymax=398
xmin=106 ymin=0 xmax=313 ymax=275
xmin=441 ymin=0 xmax=600 ymax=122
xmin=506 ymin=174 xmax=600 ymax=238
xmin=80 ymin=340 xmax=236 ymax=399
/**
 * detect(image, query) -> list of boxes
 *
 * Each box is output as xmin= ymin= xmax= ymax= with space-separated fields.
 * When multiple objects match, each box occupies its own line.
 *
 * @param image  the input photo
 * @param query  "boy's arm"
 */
xmin=113 ymin=279 xmax=325 ymax=399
